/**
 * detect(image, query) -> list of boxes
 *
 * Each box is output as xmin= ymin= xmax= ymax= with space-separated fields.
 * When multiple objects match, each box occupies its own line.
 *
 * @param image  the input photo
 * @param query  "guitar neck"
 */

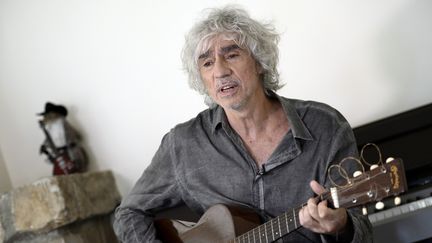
xmin=232 ymin=206 xmax=302 ymax=243
xmin=232 ymin=193 xmax=332 ymax=243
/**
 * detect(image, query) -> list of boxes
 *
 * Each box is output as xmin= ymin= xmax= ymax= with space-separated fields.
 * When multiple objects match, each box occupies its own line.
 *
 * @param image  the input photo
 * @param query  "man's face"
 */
xmin=198 ymin=37 xmax=263 ymax=111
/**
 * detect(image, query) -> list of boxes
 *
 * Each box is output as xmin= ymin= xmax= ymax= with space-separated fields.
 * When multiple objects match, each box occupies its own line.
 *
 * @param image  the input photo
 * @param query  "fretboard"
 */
xmin=232 ymin=206 xmax=302 ymax=243
xmin=231 ymin=192 xmax=332 ymax=243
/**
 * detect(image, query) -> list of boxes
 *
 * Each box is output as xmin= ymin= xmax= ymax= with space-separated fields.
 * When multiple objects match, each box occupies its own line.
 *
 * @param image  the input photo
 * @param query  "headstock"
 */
xmin=329 ymin=158 xmax=407 ymax=209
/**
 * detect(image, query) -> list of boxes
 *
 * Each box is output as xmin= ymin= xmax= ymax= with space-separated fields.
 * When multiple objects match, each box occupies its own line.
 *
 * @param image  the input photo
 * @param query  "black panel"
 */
xmin=353 ymin=103 xmax=432 ymax=190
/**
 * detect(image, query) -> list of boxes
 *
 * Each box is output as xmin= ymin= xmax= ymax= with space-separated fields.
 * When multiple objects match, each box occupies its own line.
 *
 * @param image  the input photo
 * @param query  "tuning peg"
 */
xmin=362 ymin=206 xmax=368 ymax=215
xmin=375 ymin=201 xmax=385 ymax=210
xmin=386 ymin=157 xmax=395 ymax=163
xmin=394 ymin=196 xmax=402 ymax=206
xmin=353 ymin=171 xmax=362 ymax=177
xmin=370 ymin=164 xmax=379 ymax=170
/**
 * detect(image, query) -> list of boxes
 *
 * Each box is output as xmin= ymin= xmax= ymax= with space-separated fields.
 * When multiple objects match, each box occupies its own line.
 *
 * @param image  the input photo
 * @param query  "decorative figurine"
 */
xmin=38 ymin=102 xmax=88 ymax=175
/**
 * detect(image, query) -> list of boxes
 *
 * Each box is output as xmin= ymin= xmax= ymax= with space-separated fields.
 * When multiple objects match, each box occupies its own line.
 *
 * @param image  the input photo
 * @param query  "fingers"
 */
xmin=299 ymin=198 xmax=320 ymax=231
xmin=299 ymin=181 xmax=348 ymax=234
xmin=310 ymin=180 xmax=326 ymax=195
xmin=303 ymin=198 xmax=329 ymax=223
xmin=306 ymin=197 xmax=320 ymax=220
xmin=300 ymin=200 xmax=344 ymax=234
xmin=317 ymin=200 xmax=328 ymax=219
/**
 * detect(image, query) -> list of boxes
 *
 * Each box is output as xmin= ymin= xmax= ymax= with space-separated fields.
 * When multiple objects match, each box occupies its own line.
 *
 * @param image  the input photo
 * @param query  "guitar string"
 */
xmin=244 ymin=207 xmax=301 ymax=243
xmin=241 ymin=194 xmax=335 ymax=242
xmin=239 ymin=197 xmax=334 ymax=242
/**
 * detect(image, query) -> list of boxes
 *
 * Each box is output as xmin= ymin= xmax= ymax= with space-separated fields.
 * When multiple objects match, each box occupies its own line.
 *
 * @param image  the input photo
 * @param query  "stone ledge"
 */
xmin=0 ymin=170 xmax=121 ymax=242
xmin=7 ymin=214 xmax=117 ymax=243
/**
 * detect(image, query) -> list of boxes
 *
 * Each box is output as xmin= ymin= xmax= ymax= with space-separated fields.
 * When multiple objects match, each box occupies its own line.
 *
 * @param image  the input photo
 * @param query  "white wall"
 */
xmin=0 ymin=0 xmax=431 ymax=196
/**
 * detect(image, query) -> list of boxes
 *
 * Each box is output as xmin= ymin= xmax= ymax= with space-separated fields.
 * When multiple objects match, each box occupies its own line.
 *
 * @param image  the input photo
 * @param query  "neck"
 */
xmin=225 ymin=94 xmax=279 ymax=138
xmin=223 ymin=92 xmax=290 ymax=166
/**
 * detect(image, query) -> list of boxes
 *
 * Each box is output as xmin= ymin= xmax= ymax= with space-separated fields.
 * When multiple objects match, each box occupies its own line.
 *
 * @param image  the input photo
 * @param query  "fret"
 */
xmin=256 ymin=224 xmax=260 ymax=243
xmin=295 ymin=207 xmax=301 ymax=228
xmin=285 ymin=212 xmax=290 ymax=233
xmin=289 ymin=213 xmax=296 ymax=231
xmin=277 ymin=215 xmax=282 ymax=238
xmin=270 ymin=218 xmax=274 ymax=241
xmin=270 ymin=217 xmax=279 ymax=240
xmin=252 ymin=227 xmax=256 ymax=243
xmin=270 ymin=218 xmax=279 ymax=241
xmin=277 ymin=215 xmax=285 ymax=238
xmin=293 ymin=208 xmax=297 ymax=228
xmin=258 ymin=224 xmax=262 ymax=243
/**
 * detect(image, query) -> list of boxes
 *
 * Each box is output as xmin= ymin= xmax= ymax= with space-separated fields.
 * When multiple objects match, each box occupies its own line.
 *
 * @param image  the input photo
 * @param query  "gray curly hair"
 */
xmin=181 ymin=5 xmax=283 ymax=106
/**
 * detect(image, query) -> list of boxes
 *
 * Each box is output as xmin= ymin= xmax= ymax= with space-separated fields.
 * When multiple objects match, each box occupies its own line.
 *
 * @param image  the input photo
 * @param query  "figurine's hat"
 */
xmin=37 ymin=102 xmax=68 ymax=116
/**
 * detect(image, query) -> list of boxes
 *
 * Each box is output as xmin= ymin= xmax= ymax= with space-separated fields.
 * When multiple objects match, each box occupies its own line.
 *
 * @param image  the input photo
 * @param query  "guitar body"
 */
xmin=52 ymin=153 xmax=78 ymax=175
xmin=155 ymin=204 xmax=261 ymax=243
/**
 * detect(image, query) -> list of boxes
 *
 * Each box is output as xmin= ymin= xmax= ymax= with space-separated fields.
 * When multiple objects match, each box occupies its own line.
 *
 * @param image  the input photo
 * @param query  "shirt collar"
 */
xmin=212 ymin=105 xmax=226 ymax=132
xmin=273 ymin=92 xmax=313 ymax=141
xmin=211 ymin=92 xmax=313 ymax=141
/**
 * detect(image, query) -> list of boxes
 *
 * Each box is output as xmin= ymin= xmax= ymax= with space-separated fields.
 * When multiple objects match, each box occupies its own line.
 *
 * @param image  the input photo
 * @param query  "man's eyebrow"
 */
xmin=198 ymin=50 xmax=210 ymax=60
xmin=220 ymin=44 xmax=240 ymax=54
xmin=198 ymin=44 xmax=241 ymax=60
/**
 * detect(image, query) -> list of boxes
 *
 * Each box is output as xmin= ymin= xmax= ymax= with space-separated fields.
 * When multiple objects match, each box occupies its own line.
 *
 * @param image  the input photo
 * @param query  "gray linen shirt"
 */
xmin=114 ymin=95 xmax=373 ymax=242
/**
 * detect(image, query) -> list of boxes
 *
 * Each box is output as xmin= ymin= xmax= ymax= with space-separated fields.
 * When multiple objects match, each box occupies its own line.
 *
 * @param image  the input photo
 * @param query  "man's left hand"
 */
xmin=299 ymin=180 xmax=348 ymax=235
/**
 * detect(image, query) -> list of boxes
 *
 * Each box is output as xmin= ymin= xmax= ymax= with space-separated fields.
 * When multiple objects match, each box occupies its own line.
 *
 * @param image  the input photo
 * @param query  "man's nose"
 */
xmin=213 ymin=58 xmax=231 ymax=79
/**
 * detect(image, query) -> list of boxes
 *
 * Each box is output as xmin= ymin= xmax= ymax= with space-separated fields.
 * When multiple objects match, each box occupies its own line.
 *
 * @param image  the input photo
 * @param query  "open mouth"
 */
xmin=217 ymin=80 xmax=239 ymax=96
xmin=220 ymin=85 xmax=236 ymax=93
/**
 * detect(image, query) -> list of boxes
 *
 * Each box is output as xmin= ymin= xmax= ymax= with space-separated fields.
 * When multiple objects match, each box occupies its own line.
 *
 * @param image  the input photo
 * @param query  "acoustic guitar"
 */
xmin=155 ymin=158 xmax=407 ymax=243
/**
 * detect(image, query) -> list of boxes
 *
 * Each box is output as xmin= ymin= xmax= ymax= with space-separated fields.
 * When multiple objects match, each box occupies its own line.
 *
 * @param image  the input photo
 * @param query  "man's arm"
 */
xmin=113 ymin=132 xmax=183 ymax=242
xmin=300 ymin=181 xmax=373 ymax=242
xmin=301 ymin=117 xmax=373 ymax=242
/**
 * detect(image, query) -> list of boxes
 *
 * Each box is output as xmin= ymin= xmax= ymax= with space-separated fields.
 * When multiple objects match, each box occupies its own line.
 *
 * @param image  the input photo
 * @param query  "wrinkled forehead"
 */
xmin=195 ymin=32 xmax=243 ymax=61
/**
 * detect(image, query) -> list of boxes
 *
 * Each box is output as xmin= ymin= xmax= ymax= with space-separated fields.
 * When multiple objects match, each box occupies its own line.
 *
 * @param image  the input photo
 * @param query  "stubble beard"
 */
xmin=227 ymin=93 xmax=250 ymax=112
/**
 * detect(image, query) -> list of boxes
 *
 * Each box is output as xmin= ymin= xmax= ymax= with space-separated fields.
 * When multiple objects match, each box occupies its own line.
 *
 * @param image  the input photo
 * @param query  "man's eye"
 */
xmin=203 ymin=61 xmax=213 ymax=67
xmin=227 ymin=53 xmax=239 ymax=59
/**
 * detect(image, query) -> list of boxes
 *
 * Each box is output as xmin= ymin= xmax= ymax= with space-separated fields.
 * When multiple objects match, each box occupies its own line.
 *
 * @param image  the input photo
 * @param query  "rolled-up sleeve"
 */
xmin=113 ymin=131 xmax=183 ymax=242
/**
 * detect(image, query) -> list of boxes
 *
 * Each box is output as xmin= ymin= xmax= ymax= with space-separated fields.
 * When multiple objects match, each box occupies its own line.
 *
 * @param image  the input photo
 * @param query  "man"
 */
xmin=114 ymin=6 xmax=372 ymax=242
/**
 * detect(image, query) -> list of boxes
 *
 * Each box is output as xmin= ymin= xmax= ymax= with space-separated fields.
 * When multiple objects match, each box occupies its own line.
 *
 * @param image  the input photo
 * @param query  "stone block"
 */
xmin=10 ymin=214 xmax=118 ymax=243
xmin=8 ymin=170 xmax=121 ymax=236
